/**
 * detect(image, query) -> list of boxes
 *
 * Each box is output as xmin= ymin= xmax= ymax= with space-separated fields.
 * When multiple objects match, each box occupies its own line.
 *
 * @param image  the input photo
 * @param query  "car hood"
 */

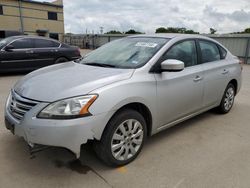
xmin=14 ymin=62 xmax=134 ymax=102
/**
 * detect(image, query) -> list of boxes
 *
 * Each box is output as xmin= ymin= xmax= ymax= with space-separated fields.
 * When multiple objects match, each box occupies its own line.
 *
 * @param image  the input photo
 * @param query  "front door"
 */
xmin=155 ymin=40 xmax=204 ymax=128
xmin=0 ymin=38 xmax=36 ymax=71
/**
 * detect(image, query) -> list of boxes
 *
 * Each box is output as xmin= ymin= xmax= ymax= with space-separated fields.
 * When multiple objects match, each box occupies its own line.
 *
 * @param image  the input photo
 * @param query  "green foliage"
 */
xmin=243 ymin=28 xmax=250 ymax=33
xmin=105 ymin=30 xmax=122 ymax=34
xmin=155 ymin=27 xmax=199 ymax=34
xmin=125 ymin=29 xmax=143 ymax=34
xmin=231 ymin=28 xmax=250 ymax=34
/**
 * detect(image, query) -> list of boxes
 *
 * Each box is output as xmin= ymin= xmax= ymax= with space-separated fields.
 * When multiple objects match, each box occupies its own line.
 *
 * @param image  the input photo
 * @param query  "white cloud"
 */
xmin=36 ymin=0 xmax=250 ymax=34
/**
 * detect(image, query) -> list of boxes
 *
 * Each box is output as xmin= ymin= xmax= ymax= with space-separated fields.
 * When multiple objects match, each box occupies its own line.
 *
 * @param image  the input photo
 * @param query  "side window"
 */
xmin=218 ymin=45 xmax=227 ymax=59
xmin=162 ymin=40 xmax=197 ymax=67
xmin=11 ymin=38 xmax=33 ymax=49
xmin=199 ymin=40 xmax=220 ymax=63
xmin=34 ymin=39 xmax=58 ymax=48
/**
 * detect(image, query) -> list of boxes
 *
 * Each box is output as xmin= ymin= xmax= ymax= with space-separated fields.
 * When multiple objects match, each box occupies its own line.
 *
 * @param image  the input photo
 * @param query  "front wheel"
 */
xmin=217 ymin=83 xmax=235 ymax=114
xmin=94 ymin=109 xmax=147 ymax=167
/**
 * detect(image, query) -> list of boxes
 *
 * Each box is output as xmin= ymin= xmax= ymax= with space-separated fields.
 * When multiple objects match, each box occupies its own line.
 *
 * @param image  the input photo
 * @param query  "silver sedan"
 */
xmin=4 ymin=34 xmax=242 ymax=166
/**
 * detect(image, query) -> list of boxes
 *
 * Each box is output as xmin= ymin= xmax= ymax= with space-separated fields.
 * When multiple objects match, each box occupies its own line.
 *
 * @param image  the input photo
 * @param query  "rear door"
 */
xmin=32 ymin=38 xmax=60 ymax=68
xmin=198 ymin=40 xmax=229 ymax=108
xmin=155 ymin=40 xmax=204 ymax=128
xmin=0 ymin=38 xmax=36 ymax=70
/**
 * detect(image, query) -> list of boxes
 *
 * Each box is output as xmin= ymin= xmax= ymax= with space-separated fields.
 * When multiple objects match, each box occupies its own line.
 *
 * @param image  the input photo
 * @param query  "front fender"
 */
xmin=88 ymin=74 xmax=158 ymax=139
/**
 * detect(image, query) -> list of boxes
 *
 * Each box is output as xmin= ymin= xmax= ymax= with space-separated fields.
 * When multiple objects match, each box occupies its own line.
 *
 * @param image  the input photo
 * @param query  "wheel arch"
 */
xmin=229 ymin=79 xmax=238 ymax=94
xmin=54 ymin=56 xmax=69 ymax=63
xmin=101 ymin=102 xmax=153 ymax=139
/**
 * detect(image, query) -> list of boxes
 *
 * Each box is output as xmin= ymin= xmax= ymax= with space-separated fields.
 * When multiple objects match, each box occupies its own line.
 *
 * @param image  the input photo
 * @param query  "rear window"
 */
xmin=34 ymin=39 xmax=59 ymax=48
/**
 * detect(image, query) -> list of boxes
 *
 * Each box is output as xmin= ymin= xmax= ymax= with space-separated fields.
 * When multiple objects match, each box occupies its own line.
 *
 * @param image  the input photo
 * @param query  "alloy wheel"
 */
xmin=111 ymin=119 xmax=144 ymax=161
xmin=224 ymin=87 xmax=235 ymax=111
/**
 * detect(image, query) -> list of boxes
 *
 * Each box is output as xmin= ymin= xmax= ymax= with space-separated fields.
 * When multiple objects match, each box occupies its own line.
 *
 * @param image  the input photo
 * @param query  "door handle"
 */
xmin=50 ymin=49 xmax=58 ymax=52
xmin=222 ymin=69 xmax=229 ymax=75
xmin=193 ymin=75 xmax=203 ymax=82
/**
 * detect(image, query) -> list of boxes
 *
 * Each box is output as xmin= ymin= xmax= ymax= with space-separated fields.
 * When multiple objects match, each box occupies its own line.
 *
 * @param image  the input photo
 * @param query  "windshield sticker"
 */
xmin=131 ymin=60 xmax=139 ymax=64
xmin=135 ymin=42 xmax=158 ymax=48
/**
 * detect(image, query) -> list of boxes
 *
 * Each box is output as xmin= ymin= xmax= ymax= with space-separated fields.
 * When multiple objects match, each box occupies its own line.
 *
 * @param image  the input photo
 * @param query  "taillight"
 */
xmin=76 ymin=48 xmax=81 ymax=56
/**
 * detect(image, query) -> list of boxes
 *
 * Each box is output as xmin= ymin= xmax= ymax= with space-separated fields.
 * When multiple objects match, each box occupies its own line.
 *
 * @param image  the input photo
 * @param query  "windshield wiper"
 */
xmin=84 ymin=62 xmax=117 ymax=68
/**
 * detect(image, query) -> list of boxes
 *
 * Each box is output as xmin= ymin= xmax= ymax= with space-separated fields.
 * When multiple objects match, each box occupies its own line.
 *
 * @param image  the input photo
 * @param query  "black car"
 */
xmin=0 ymin=36 xmax=81 ymax=73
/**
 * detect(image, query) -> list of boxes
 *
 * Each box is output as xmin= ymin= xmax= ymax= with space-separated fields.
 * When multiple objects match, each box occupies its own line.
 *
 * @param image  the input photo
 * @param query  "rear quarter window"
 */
xmin=218 ymin=45 xmax=227 ymax=59
xmin=60 ymin=43 xmax=70 ymax=48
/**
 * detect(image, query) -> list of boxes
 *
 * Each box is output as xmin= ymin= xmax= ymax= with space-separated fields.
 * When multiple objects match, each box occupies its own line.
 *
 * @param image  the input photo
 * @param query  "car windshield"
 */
xmin=0 ymin=39 xmax=8 ymax=49
xmin=79 ymin=37 xmax=169 ymax=69
xmin=0 ymin=37 xmax=15 ymax=49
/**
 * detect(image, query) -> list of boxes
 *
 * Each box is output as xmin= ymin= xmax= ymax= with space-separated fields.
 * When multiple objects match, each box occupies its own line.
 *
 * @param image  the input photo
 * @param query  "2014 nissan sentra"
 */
xmin=4 ymin=34 xmax=242 ymax=166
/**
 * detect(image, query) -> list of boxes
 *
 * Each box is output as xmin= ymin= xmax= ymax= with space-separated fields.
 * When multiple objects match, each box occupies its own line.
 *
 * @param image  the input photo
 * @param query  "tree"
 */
xmin=125 ymin=29 xmax=143 ymax=34
xmin=155 ymin=27 xmax=199 ymax=34
xmin=243 ymin=28 xmax=250 ymax=33
xmin=210 ymin=28 xmax=217 ymax=34
xmin=155 ymin=27 xmax=168 ymax=33
xmin=105 ymin=30 xmax=122 ymax=34
xmin=231 ymin=28 xmax=250 ymax=34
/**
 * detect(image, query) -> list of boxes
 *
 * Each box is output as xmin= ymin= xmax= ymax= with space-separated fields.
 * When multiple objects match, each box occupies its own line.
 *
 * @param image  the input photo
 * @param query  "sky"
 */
xmin=37 ymin=0 xmax=250 ymax=34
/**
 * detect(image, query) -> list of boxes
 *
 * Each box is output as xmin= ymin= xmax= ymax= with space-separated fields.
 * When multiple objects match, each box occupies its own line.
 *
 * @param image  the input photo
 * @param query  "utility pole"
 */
xmin=18 ymin=0 xmax=24 ymax=34
xmin=100 ymin=27 xmax=104 ymax=34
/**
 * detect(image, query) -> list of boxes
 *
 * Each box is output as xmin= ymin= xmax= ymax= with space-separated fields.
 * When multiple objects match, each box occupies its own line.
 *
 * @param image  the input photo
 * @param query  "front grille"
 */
xmin=8 ymin=91 xmax=39 ymax=121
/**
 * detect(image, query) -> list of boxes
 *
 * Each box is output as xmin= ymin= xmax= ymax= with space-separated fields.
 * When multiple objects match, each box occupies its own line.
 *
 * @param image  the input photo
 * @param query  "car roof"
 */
xmin=4 ymin=35 xmax=60 ymax=43
xmin=128 ymin=33 xmax=212 ymax=40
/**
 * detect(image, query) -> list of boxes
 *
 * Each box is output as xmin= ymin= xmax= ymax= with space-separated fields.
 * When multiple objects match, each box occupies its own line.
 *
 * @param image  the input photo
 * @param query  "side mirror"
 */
xmin=161 ymin=59 xmax=184 ymax=72
xmin=4 ymin=45 xmax=14 ymax=52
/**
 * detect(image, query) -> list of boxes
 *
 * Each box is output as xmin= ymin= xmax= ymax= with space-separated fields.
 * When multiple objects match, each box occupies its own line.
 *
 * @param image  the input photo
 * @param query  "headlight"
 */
xmin=37 ymin=95 xmax=97 ymax=119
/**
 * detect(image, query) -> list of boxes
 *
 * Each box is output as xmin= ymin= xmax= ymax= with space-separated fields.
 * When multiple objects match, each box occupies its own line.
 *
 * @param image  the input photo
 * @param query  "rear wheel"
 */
xmin=217 ymin=83 xmax=235 ymax=114
xmin=94 ymin=109 xmax=147 ymax=167
xmin=54 ymin=57 xmax=68 ymax=64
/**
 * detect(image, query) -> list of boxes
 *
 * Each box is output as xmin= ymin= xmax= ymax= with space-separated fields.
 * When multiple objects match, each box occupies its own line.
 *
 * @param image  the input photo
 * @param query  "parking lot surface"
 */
xmin=0 ymin=62 xmax=250 ymax=188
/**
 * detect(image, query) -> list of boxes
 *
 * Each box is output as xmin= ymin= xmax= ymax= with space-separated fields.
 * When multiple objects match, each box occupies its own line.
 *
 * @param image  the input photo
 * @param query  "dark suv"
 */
xmin=0 ymin=36 xmax=81 ymax=73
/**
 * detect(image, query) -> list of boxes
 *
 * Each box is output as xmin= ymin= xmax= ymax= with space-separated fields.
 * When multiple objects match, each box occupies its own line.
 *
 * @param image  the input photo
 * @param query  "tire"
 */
xmin=54 ymin=57 xmax=68 ymax=64
xmin=94 ymin=109 xmax=147 ymax=167
xmin=217 ymin=83 xmax=235 ymax=114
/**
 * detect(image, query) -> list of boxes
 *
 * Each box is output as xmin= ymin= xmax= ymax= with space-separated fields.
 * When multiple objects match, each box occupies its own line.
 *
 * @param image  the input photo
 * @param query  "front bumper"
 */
xmin=4 ymin=98 xmax=109 ymax=158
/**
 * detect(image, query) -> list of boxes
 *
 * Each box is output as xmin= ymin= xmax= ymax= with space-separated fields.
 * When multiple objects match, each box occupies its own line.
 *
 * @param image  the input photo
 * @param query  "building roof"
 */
xmin=21 ymin=0 xmax=63 ymax=8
